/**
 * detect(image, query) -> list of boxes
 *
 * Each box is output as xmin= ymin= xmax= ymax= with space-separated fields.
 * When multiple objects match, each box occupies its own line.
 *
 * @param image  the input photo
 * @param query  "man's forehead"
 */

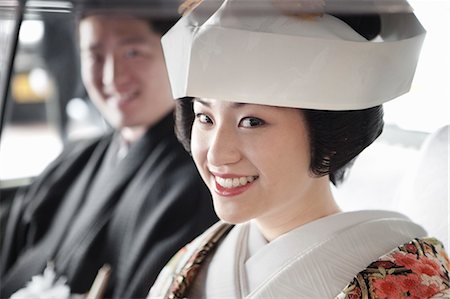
xmin=79 ymin=15 xmax=152 ymax=36
xmin=79 ymin=16 xmax=157 ymax=49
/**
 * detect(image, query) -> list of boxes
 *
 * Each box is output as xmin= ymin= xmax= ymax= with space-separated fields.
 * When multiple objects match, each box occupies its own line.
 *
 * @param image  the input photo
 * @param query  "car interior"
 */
xmin=0 ymin=0 xmax=448 ymax=252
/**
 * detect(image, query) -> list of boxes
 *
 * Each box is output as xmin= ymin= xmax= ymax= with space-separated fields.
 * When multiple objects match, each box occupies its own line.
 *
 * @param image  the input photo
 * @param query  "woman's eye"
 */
xmin=195 ymin=113 xmax=213 ymax=124
xmin=239 ymin=117 xmax=265 ymax=128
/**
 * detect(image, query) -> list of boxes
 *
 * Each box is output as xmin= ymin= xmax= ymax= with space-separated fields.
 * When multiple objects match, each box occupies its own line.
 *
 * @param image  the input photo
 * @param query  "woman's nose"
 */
xmin=207 ymin=125 xmax=241 ymax=166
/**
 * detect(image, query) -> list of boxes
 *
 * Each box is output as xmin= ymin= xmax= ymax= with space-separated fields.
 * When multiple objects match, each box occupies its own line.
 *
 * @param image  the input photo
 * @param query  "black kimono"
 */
xmin=0 ymin=112 xmax=218 ymax=298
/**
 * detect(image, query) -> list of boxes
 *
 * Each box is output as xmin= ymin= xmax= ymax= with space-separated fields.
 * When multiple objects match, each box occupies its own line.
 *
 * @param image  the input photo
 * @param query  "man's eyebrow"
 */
xmin=80 ymin=43 xmax=102 ymax=52
xmin=81 ymin=37 xmax=150 ymax=52
xmin=118 ymin=36 xmax=150 ymax=45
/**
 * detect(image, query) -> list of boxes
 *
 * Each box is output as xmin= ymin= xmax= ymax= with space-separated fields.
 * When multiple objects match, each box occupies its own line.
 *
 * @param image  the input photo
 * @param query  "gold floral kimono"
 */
xmin=148 ymin=211 xmax=450 ymax=299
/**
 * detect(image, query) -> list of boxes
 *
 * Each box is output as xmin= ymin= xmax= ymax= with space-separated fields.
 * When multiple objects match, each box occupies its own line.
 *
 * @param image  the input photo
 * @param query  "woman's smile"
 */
xmin=212 ymin=172 xmax=259 ymax=197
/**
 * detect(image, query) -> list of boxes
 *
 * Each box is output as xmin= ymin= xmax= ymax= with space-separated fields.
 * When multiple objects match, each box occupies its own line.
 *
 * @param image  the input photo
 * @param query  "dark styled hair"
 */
xmin=174 ymin=11 xmax=384 ymax=186
xmin=174 ymin=98 xmax=384 ymax=186
xmin=302 ymin=107 xmax=384 ymax=185
xmin=333 ymin=14 xmax=381 ymax=40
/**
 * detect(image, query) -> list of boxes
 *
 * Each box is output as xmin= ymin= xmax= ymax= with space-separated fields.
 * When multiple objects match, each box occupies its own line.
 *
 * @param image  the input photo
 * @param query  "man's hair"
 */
xmin=74 ymin=0 xmax=180 ymax=36
xmin=75 ymin=12 xmax=177 ymax=36
xmin=174 ymin=98 xmax=383 ymax=186
xmin=142 ymin=18 xmax=178 ymax=36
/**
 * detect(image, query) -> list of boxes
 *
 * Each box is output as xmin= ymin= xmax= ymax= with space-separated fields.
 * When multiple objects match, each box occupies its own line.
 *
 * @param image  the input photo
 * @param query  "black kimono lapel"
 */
xmin=0 ymin=112 xmax=218 ymax=299
xmin=0 ymin=135 xmax=111 ymax=295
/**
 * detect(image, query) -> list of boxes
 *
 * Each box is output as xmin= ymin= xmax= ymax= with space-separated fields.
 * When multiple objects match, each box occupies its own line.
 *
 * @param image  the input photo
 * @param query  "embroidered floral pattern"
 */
xmin=151 ymin=232 xmax=449 ymax=299
xmin=339 ymin=238 xmax=450 ymax=299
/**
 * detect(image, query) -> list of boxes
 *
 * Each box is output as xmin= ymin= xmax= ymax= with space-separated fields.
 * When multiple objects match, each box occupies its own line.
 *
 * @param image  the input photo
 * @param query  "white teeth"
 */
xmin=120 ymin=93 xmax=134 ymax=101
xmin=215 ymin=176 xmax=257 ymax=189
xmin=113 ymin=92 xmax=136 ymax=102
xmin=232 ymin=178 xmax=240 ymax=187
xmin=225 ymin=179 xmax=233 ymax=188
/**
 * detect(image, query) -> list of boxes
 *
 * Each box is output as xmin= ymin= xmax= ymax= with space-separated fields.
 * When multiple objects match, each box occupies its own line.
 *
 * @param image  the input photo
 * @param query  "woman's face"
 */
xmin=191 ymin=98 xmax=316 ymax=227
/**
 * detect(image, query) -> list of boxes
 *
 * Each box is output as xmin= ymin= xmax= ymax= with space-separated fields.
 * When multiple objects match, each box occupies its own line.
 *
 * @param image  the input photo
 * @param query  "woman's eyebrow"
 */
xmin=194 ymin=99 xmax=248 ymax=108
xmin=230 ymin=102 xmax=247 ymax=108
xmin=194 ymin=99 xmax=210 ymax=107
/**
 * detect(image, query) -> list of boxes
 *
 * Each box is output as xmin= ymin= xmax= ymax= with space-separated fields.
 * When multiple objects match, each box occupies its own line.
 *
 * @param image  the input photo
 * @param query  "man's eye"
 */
xmin=125 ymin=49 xmax=139 ymax=58
xmin=239 ymin=117 xmax=265 ymax=128
xmin=195 ymin=113 xmax=213 ymax=124
xmin=85 ymin=52 xmax=103 ymax=64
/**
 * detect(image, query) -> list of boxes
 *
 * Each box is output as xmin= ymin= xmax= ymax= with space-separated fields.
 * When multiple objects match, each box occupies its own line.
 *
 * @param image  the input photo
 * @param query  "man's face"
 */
xmin=79 ymin=15 xmax=174 ymax=130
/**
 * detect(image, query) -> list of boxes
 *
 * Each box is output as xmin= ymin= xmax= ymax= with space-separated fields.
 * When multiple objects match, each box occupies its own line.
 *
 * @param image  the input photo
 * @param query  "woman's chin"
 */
xmin=214 ymin=208 xmax=250 ymax=225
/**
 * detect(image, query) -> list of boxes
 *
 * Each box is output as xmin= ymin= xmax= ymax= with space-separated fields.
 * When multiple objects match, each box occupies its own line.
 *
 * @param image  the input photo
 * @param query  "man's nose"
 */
xmin=102 ymin=55 xmax=129 ymax=93
xmin=207 ymin=125 xmax=241 ymax=167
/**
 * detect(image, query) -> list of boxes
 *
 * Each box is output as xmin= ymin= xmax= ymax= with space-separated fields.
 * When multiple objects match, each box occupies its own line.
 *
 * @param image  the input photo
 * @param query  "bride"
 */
xmin=149 ymin=0 xmax=450 ymax=298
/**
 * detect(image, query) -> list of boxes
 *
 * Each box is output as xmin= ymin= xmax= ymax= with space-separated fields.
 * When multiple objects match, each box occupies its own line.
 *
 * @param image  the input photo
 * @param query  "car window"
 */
xmin=0 ymin=1 xmax=20 ymax=130
xmin=0 ymin=4 xmax=106 ymax=186
xmin=383 ymin=0 xmax=448 ymax=134
xmin=333 ymin=0 xmax=449 ymax=210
